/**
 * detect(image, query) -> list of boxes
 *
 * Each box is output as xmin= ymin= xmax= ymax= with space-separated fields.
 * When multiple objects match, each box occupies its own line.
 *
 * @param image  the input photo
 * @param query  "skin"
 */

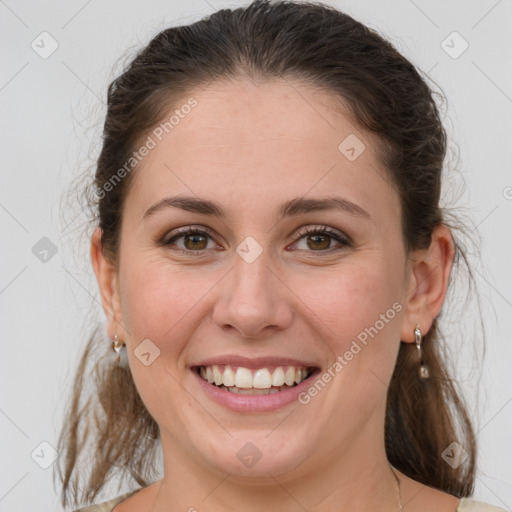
xmin=91 ymin=78 xmax=459 ymax=512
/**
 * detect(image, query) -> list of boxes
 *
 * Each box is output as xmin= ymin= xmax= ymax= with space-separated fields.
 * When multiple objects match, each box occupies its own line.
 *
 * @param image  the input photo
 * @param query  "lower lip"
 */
xmin=192 ymin=368 xmax=321 ymax=413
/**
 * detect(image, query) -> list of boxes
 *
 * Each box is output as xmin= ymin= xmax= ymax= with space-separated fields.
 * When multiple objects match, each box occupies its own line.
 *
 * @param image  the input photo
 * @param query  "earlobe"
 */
xmin=90 ymin=227 xmax=125 ymax=340
xmin=400 ymin=224 xmax=455 ymax=343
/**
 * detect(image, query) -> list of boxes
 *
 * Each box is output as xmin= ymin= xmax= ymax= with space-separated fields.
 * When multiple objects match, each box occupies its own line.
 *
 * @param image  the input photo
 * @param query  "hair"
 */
xmin=56 ymin=0 xmax=481 ymax=507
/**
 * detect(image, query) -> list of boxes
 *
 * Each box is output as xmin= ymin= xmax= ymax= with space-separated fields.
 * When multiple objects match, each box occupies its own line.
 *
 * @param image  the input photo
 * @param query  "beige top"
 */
xmin=72 ymin=489 xmax=510 ymax=512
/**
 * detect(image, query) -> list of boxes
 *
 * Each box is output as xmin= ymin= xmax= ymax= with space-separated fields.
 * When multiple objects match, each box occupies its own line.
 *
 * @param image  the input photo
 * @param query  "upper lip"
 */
xmin=193 ymin=355 xmax=320 ymax=369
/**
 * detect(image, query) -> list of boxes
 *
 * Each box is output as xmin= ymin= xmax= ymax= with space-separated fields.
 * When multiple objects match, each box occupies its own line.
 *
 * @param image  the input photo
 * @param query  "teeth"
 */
xmin=253 ymin=368 xmax=272 ymax=389
xmin=213 ymin=365 xmax=223 ymax=386
xmin=272 ymin=367 xmax=285 ymax=386
xmin=198 ymin=364 xmax=311 ymax=390
xmin=223 ymin=366 xmax=235 ymax=387
xmin=235 ymin=367 xmax=253 ymax=388
xmin=284 ymin=367 xmax=295 ymax=386
xmin=219 ymin=385 xmax=295 ymax=395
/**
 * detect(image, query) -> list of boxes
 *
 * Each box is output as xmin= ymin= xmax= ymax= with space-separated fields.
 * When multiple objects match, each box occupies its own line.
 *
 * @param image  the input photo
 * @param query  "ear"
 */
xmin=90 ymin=227 xmax=126 ymax=341
xmin=400 ymin=224 xmax=455 ymax=343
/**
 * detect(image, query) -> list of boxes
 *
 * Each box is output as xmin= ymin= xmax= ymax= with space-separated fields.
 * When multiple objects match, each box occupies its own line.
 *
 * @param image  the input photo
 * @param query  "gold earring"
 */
xmin=414 ymin=325 xmax=430 ymax=379
xmin=112 ymin=333 xmax=124 ymax=365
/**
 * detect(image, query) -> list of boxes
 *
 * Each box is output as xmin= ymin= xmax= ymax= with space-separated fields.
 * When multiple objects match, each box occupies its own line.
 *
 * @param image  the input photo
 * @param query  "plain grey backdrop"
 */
xmin=1 ymin=0 xmax=511 ymax=510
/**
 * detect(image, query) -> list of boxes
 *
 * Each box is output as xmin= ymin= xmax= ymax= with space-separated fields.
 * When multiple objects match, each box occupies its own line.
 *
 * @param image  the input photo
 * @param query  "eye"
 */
xmin=289 ymin=225 xmax=351 ymax=252
xmin=161 ymin=224 xmax=351 ymax=255
xmin=162 ymin=226 xmax=219 ymax=254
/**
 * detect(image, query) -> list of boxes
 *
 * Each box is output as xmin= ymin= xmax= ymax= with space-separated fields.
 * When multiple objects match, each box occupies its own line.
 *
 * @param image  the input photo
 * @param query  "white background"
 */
xmin=1 ymin=0 xmax=511 ymax=510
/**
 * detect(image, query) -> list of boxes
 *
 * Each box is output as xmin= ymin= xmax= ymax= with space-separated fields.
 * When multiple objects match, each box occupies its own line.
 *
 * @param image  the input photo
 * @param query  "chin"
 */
xmin=193 ymin=429 xmax=315 ymax=481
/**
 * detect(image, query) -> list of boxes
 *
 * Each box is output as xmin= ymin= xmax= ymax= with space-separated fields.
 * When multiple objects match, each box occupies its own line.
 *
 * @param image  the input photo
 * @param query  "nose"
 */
xmin=212 ymin=250 xmax=294 ymax=339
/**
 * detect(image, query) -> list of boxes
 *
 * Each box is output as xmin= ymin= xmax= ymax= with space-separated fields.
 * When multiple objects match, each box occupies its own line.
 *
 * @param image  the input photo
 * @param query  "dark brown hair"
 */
xmin=56 ymin=0 xmax=479 ymax=507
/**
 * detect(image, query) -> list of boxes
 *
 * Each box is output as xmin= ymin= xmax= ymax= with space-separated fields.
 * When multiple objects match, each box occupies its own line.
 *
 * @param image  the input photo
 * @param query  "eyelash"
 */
xmin=161 ymin=225 xmax=352 ymax=256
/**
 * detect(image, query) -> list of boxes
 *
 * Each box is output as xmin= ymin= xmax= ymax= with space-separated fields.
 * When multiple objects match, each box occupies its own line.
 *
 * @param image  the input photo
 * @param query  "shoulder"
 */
xmin=71 ymin=488 xmax=142 ymax=512
xmin=457 ymin=497 xmax=510 ymax=512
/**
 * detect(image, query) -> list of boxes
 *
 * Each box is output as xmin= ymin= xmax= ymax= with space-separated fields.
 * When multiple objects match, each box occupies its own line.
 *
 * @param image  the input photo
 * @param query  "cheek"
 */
xmin=298 ymin=257 xmax=402 ymax=345
xmin=119 ymin=255 xmax=208 ymax=344
xmin=297 ymin=257 xmax=404 ymax=411
xmin=118 ymin=257 xmax=203 ymax=429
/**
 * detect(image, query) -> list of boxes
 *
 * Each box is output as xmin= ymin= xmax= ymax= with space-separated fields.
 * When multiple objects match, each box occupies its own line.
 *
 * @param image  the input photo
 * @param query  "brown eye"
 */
xmin=291 ymin=226 xmax=351 ymax=252
xmin=306 ymin=233 xmax=331 ymax=250
xmin=182 ymin=233 xmax=208 ymax=250
xmin=162 ymin=225 xmax=350 ymax=255
xmin=163 ymin=227 xmax=217 ymax=253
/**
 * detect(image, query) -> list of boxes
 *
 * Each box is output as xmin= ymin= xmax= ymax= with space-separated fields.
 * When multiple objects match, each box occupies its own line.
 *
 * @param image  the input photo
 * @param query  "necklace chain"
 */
xmin=390 ymin=464 xmax=404 ymax=511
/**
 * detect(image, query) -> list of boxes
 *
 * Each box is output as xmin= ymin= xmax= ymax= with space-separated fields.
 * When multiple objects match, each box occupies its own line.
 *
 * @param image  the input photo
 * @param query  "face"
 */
xmin=102 ymin=79 xmax=415 ymax=481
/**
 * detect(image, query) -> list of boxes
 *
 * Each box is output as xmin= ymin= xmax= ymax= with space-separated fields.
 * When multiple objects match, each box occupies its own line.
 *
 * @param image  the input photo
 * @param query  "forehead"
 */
xmin=125 ymin=78 xmax=399 ymax=224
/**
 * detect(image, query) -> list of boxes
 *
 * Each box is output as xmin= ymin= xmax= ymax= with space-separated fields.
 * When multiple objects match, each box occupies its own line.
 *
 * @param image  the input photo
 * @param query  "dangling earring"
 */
xmin=414 ymin=325 xmax=430 ymax=379
xmin=112 ymin=332 xmax=125 ymax=365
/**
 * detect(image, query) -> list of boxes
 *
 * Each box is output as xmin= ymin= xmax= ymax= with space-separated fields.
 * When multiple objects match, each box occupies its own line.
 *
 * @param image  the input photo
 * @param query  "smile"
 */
xmin=191 ymin=364 xmax=321 ymax=414
xmin=197 ymin=364 xmax=313 ymax=395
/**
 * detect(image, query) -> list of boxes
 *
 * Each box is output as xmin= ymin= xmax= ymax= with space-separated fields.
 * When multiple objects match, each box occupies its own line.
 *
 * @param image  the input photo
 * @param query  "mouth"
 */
xmin=192 ymin=363 xmax=318 ymax=397
xmin=190 ymin=354 xmax=322 ymax=412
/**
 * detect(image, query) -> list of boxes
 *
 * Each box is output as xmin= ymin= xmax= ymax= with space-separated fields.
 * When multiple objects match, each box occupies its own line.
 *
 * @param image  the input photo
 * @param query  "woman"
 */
xmin=56 ymin=1 xmax=508 ymax=511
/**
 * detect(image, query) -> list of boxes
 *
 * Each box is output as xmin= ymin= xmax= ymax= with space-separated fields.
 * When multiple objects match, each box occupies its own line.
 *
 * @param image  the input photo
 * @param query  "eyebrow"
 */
xmin=142 ymin=195 xmax=371 ymax=221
